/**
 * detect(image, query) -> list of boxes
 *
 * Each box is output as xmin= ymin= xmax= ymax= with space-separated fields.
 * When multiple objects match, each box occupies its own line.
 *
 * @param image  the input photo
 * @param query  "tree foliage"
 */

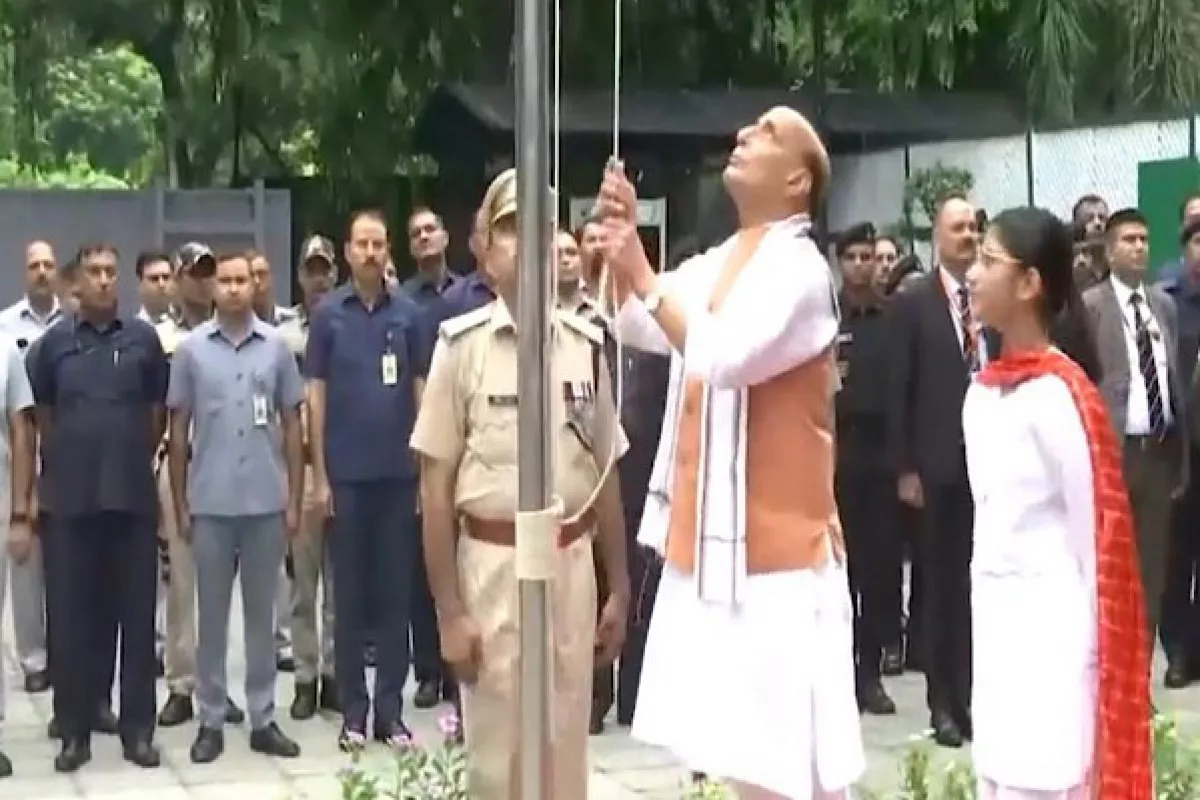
xmin=0 ymin=0 xmax=1198 ymax=190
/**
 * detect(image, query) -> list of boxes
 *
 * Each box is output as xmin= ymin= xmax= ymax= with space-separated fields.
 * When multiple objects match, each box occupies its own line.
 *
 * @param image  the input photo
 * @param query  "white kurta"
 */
xmin=963 ymin=372 xmax=1097 ymax=799
xmin=620 ymin=217 xmax=864 ymax=798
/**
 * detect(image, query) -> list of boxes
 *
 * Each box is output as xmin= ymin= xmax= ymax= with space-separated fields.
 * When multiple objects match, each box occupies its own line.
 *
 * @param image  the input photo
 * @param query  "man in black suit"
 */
xmin=886 ymin=196 xmax=981 ymax=748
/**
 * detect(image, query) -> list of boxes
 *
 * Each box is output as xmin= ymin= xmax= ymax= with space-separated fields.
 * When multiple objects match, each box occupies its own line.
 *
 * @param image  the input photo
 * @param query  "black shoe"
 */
xmin=0 ymin=750 xmax=10 ymax=778
xmin=956 ymin=708 xmax=974 ymax=741
xmin=275 ymin=654 xmax=295 ymax=673
xmin=1166 ymin=655 xmax=1191 ymax=689
xmin=857 ymin=682 xmax=897 ymax=716
xmin=319 ymin=677 xmax=340 ymax=713
xmin=46 ymin=716 xmax=60 ymax=739
xmin=290 ymin=682 xmax=317 ymax=721
xmin=93 ymin=706 xmax=119 ymax=735
xmin=413 ymin=679 xmax=440 ymax=709
xmin=589 ymin=712 xmax=605 ymax=735
xmin=441 ymin=678 xmax=459 ymax=704
xmin=122 ymin=736 xmax=160 ymax=769
xmin=250 ymin=722 xmax=301 ymax=758
xmin=24 ymin=670 xmax=49 ymax=693
xmin=189 ymin=727 xmax=224 ymax=764
xmin=157 ymin=693 xmax=194 ymax=727
xmin=225 ymin=696 xmax=245 ymax=725
xmin=338 ymin=721 xmax=367 ymax=752
xmin=881 ymin=644 xmax=904 ymax=677
xmin=931 ymin=711 xmax=964 ymax=748
xmin=373 ymin=719 xmax=413 ymax=747
xmin=54 ymin=737 xmax=91 ymax=773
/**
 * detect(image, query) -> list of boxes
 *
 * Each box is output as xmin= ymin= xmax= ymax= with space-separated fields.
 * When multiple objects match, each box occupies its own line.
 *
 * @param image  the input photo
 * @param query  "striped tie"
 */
xmin=957 ymin=286 xmax=979 ymax=372
xmin=1130 ymin=292 xmax=1167 ymax=436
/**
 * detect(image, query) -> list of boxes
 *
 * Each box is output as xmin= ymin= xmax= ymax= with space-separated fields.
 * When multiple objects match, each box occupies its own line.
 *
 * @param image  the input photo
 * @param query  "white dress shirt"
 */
xmin=1109 ymin=275 xmax=1172 ymax=435
xmin=0 ymin=296 xmax=62 ymax=352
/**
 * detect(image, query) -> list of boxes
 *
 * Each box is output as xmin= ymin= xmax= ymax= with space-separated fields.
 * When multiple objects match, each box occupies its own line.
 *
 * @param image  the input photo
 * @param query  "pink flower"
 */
xmin=438 ymin=712 xmax=461 ymax=739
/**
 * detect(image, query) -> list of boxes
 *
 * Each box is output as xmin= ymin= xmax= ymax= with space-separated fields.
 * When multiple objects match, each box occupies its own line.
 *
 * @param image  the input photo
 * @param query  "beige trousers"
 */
xmin=158 ymin=463 xmax=195 ymax=694
xmin=289 ymin=466 xmax=335 ymax=683
xmin=458 ymin=533 xmax=596 ymax=800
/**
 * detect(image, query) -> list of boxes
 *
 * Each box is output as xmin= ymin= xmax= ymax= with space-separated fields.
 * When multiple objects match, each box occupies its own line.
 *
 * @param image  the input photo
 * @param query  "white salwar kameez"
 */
xmin=618 ymin=217 xmax=865 ymax=799
xmin=963 ymin=372 xmax=1098 ymax=800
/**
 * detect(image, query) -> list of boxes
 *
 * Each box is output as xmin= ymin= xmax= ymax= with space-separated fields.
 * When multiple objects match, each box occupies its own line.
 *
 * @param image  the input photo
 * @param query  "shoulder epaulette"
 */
xmin=559 ymin=311 xmax=604 ymax=345
xmin=439 ymin=305 xmax=491 ymax=341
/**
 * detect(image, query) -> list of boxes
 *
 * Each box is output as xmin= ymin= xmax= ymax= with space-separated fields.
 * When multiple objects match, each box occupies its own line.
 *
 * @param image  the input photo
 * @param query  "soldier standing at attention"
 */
xmin=306 ymin=209 xmax=431 ymax=747
xmin=155 ymin=244 xmax=245 ymax=728
xmin=410 ymin=168 xmax=630 ymax=799
xmin=834 ymin=222 xmax=900 ymax=716
xmin=28 ymin=243 xmax=168 ymax=773
xmin=281 ymin=235 xmax=341 ymax=720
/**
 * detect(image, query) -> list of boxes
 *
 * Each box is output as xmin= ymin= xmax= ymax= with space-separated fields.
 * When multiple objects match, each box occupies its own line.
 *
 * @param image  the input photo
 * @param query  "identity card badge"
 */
xmin=381 ymin=353 xmax=399 ymax=386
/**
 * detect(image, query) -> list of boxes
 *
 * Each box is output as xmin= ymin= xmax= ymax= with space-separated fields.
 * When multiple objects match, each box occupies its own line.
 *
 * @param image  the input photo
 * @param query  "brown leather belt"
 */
xmin=463 ymin=509 xmax=596 ymax=548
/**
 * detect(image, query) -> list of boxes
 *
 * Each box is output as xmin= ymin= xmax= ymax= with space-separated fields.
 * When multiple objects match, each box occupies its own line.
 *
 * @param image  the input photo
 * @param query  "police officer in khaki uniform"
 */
xmin=279 ymin=235 xmax=341 ymax=719
xmin=410 ymin=169 xmax=631 ymax=799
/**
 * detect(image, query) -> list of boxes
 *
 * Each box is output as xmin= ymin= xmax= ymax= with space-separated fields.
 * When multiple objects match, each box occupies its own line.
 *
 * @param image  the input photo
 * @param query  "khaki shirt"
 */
xmin=410 ymin=300 xmax=627 ymax=520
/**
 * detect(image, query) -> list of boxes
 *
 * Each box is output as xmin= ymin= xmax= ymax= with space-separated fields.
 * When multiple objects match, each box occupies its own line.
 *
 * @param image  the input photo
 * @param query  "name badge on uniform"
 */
xmin=381 ymin=353 xmax=398 ymax=386
xmin=252 ymin=394 xmax=270 ymax=427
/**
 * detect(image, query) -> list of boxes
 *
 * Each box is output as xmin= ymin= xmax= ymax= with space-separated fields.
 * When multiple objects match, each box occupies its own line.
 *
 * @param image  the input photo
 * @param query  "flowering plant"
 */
xmin=338 ymin=712 xmax=468 ymax=800
xmin=336 ymin=713 xmax=1200 ymax=799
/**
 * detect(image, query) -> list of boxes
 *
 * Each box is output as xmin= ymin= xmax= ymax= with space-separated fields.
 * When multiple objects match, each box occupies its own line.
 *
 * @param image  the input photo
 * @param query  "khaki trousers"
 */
xmin=458 ymin=533 xmax=596 ymax=800
xmin=289 ymin=467 xmax=335 ymax=683
xmin=158 ymin=464 xmax=195 ymax=694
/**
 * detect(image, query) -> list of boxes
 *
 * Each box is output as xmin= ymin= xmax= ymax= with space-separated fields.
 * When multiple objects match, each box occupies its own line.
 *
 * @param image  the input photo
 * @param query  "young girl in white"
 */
xmin=963 ymin=207 xmax=1151 ymax=800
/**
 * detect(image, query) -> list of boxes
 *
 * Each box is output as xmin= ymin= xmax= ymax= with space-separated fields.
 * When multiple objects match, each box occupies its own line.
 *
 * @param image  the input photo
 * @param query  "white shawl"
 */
xmin=614 ymin=215 xmax=839 ymax=606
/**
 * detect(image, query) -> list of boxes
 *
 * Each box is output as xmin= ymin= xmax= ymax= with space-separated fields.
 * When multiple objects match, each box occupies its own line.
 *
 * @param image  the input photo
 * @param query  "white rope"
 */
xmin=562 ymin=0 xmax=625 ymax=526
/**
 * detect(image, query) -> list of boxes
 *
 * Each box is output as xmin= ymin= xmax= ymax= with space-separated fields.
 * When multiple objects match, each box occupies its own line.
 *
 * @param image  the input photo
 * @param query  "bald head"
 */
xmin=724 ymin=106 xmax=831 ymax=223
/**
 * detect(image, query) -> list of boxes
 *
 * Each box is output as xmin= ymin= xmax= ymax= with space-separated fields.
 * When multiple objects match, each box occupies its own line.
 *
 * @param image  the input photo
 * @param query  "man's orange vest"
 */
xmin=666 ymin=228 xmax=841 ymax=576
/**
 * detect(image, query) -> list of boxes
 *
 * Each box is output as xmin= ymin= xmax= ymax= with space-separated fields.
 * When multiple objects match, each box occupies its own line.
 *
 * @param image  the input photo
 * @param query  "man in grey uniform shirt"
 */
xmin=166 ymin=252 xmax=305 ymax=763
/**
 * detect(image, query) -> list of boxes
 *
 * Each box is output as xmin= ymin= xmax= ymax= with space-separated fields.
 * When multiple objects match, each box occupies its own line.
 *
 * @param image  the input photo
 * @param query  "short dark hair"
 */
xmin=1071 ymin=193 xmax=1107 ymax=220
xmin=74 ymin=242 xmax=119 ymax=265
xmin=1105 ymin=207 xmax=1148 ymax=235
xmin=348 ymin=208 xmax=388 ymax=239
xmin=406 ymin=206 xmax=442 ymax=232
xmin=214 ymin=251 xmax=249 ymax=266
xmin=834 ymin=222 xmax=876 ymax=257
xmin=134 ymin=250 xmax=171 ymax=279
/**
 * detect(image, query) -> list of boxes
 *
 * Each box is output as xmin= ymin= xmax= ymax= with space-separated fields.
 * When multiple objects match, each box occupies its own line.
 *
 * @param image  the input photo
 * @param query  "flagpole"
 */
xmin=513 ymin=0 xmax=553 ymax=795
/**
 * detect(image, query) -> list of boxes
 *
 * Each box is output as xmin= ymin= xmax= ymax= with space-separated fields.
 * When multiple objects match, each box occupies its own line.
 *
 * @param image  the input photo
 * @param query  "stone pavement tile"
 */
xmin=83 ymin=790 xmax=191 ymax=800
xmin=187 ymin=781 xmax=293 ymax=800
xmin=0 ymin=775 xmax=78 ymax=800
xmin=289 ymin=774 xmax=342 ymax=798
xmin=589 ymin=771 xmax=643 ymax=799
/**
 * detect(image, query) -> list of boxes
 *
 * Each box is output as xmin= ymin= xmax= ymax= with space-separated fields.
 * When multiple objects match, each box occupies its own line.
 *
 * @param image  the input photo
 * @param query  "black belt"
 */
xmin=1125 ymin=428 xmax=1178 ymax=450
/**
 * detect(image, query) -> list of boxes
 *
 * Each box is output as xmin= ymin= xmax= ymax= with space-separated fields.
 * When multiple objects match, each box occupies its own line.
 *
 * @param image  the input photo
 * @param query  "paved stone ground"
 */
xmin=1 ymin=596 xmax=1198 ymax=799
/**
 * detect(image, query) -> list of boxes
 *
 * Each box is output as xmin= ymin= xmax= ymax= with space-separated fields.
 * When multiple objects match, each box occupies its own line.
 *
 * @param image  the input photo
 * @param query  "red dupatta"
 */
xmin=978 ymin=347 xmax=1152 ymax=800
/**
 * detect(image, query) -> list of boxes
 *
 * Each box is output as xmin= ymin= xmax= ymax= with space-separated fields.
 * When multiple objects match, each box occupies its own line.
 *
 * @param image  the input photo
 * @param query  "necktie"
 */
xmin=957 ymin=286 xmax=979 ymax=372
xmin=1130 ymin=292 xmax=1167 ymax=436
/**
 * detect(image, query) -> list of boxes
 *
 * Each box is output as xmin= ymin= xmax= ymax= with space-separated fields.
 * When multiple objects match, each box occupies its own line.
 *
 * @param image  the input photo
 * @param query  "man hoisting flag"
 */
xmin=598 ymin=106 xmax=865 ymax=799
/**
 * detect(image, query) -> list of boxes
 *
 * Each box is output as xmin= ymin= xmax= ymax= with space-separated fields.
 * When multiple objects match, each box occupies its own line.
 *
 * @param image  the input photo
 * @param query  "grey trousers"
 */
xmin=289 ymin=482 xmax=334 ymax=683
xmin=192 ymin=513 xmax=286 ymax=730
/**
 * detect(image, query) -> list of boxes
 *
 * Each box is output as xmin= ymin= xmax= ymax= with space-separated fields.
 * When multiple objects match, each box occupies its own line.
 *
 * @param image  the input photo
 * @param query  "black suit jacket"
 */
xmin=886 ymin=272 xmax=972 ymax=487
